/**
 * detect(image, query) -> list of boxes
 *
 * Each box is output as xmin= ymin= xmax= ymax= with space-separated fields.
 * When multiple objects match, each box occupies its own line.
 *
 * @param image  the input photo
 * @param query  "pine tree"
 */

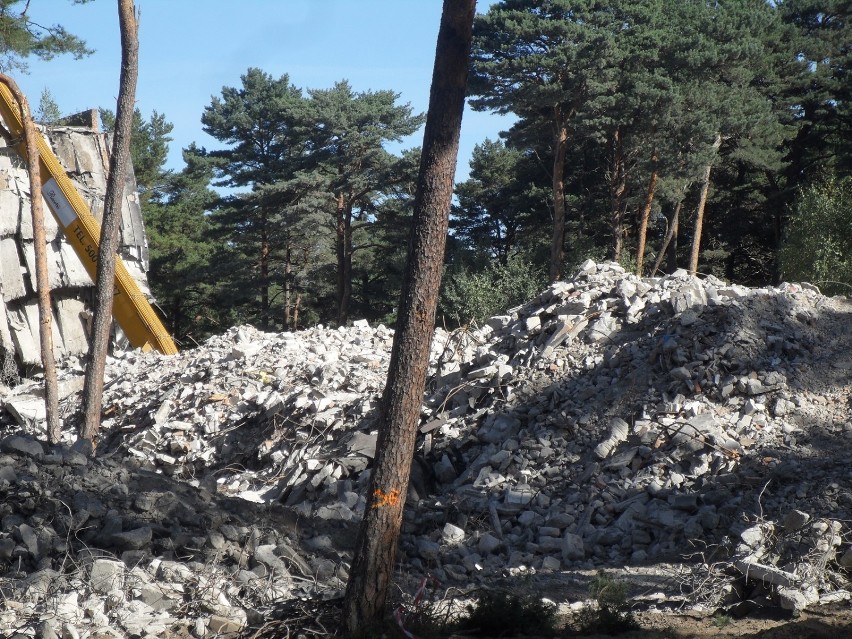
xmin=203 ymin=70 xmax=423 ymax=328
xmin=672 ymin=0 xmax=796 ymax=275
xmin=343 ymin=0 xmax=475 ymax=631
xmin=101 ymin=107 xmax=174 ymax=206
xmin=348 ymin=148 xmax=420 ymax=324
xmin=469 ymin=0 xmax=606 ymax=281
xmin=305 ymin=81 xmax=423 ymax=324
xmin=201 ymin=68 xmax=312 ymax=329
xmin=36 ymin=87 xmax=61 ymax=124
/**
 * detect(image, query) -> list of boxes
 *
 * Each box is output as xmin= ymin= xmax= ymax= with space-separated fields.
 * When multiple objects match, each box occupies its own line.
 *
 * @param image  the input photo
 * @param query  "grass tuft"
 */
xmin=461 ymin=589 xmax=558 ymax=637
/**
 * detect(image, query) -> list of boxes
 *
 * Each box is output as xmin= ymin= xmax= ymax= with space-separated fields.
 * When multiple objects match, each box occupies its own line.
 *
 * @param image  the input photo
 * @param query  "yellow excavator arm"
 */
xmin=0 ymin=82 xmax=178 ymax=355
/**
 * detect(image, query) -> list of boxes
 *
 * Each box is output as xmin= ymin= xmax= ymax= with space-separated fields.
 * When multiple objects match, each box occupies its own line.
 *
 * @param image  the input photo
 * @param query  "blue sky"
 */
xmin=16 ymin=0 xmax=511 ymax=183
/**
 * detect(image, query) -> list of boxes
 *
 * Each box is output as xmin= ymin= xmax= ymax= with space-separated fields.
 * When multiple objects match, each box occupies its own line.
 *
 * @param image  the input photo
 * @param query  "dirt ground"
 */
xmin=421 ymin=564 xmax=852 ymax=639
xmin=619 ymin=604 xmax=852 ymax=638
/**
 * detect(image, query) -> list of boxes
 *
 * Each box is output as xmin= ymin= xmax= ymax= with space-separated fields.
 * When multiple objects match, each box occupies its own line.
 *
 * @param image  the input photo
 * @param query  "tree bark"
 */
xmin=293 ymin=293 xmax=301 ymax=331
xmin=284 ymin=243 xmax=292 ymax=330
xmin=549 ymin=117 xmax=569 ymax=282
xmin=651 ymin=199 xmax=682 ymax=277
xmin=688 ymin=133 xmax=721 ymax=276
xmin=80 ymin=0 xmax=138 ymax=445
xmin=667 ymin=204 xmax=679 ymax=273
xmin=335 ymin=192 xmax=354 ymax=325
xmin=608 ymin=127 xmax=627 ymax=262
xmin=260 ymin=216 xmax=270 ymax=330
xmin=170 ymin=299 xmax=182 ymax=343
xmin=635 ymin=150 xmax=658 ymax=277
xmin=0 ymin=76 xmax=60 ymax=444
xmin=341 ymin=0 xmax=475 ymax=634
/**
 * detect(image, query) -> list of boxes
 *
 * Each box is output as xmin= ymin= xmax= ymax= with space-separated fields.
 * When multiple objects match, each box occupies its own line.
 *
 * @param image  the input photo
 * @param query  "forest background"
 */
xmin=5 ymin=0 xmax=850 ymax=346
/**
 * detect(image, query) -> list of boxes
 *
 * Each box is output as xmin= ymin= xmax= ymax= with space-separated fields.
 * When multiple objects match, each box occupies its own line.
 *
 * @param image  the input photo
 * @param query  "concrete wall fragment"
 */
xmin=0 ymin=121 xmax=153 ymax=368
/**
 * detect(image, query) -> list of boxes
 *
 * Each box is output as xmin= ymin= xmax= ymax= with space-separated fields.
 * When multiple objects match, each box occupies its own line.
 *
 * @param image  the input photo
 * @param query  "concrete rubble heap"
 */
xmin=0 ymin=260 xmax=850 ymax=637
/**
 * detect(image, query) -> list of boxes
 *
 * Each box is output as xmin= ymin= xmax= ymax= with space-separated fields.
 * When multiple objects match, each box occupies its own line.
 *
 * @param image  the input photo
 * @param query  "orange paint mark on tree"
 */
xmin=372 ymin=488 xmax=401 ymax=509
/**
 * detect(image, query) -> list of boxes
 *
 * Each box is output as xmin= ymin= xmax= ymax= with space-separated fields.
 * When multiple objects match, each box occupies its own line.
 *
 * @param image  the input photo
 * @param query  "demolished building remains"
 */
xmin=0 ymin=112 xmax=152 ymax=371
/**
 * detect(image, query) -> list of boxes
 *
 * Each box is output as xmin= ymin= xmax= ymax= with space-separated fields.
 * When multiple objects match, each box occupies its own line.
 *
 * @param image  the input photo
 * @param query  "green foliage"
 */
xmin=470 ymin=0 xmax=804 ymax=279
xmin=453 ymin=139 xmax=550 ymax=264
xmin=779 ymin=177 xmax=852 ymax=296
xmin=200 ymin=69 xmax=322 ymax=329
xmin=145 ymin=144 xmax=222 ymax=343
xmin=102 ymin=107 xmax=174 ymax=206
xmin=462 ymin=589 xmax=557 ymax=637
xmin=574 ymin=572 xmax=639 ymax=635
xmin=130 ymin=4 xmax=848 ymax=335
xmin=36 ymin=87 xmax=61 ymax=124
xmin=304 ymin=79 xmax=424 ymax=322
xmin=440 ymin=253 xmax=545 ymax=327
xmin=8 ymin=3 xmax=842 ymax=338
xmin=0 ymin=0 xmax=93 ymax=73
xmin=780 ymin=0 xmax=852 ymax=182
xmin=349 ymin=176 xmax=418 ymax=325
xmin=200 ymin=68 xmax=422 ymax=328
xmin=201 ymin=68 xmax=308 ymax=189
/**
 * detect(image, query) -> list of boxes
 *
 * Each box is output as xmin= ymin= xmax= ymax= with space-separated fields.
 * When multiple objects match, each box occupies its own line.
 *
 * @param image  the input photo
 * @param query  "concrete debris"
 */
xmin=0 ymin=261 xmax=850 ymax=635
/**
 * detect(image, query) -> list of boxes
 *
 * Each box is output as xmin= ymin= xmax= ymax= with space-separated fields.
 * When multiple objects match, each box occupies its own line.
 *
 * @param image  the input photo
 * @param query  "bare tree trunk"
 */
xmin=80 ymin=0 xmax=138 ymax=446
xmin=283 ymin=244 xmax=292 ymax=330
xmin=341 ymin=0 xmax=475 ymax=633
xmin=293 ymin=293 xmax=301 ymax=331
xmin=0 ymin=76 xmax=60 ymax=444
xmin=635 ymin=150 xmax=658 ymax=277
xmin=687 ymin=169 xmax=710 ymax=275
xmin=688 ymin=133 xmax=721 ymax=275
xmin=608 ymin=127 xmax=627 ymax=262
xmin=335 ymin=192 xmax=353 ymax=325
xmin=170 ymin=300 xmax=182 ymax=342
xmin=667 ymin=208 xmax=679 ymax=273
xmin=549 ymin=118 xmax=569 ymax=282
xmin=343 ymin=204 xmax=353 ymax=323
xmin=651 ymin=199 xmax=682 ymax=277
xmin=260 ymin=217 xmax=270 ymax=329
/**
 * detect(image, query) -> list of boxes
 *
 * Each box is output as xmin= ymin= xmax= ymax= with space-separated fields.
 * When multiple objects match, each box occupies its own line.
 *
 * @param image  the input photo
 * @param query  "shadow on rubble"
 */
xmin=0 ymin=426 xmax=355 ymax=601
xmin=404 ymin=285 xmax=851 ymax=622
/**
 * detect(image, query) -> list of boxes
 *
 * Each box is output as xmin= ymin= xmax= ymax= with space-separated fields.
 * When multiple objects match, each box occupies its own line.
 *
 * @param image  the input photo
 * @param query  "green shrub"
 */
xmin=440 ymin=254 xmax=545 ymax=327
xmin=779 ymin=177 xmax=852 ymax=296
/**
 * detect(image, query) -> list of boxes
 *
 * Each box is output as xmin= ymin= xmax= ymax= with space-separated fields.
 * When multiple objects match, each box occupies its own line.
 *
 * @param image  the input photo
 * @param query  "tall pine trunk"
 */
xmin=342 ymin=0 xmax=475 ymax=633
xmin=608 ymin=127 xmax=627 ymax=262
xmin=549 ymin=118 xmax=569 ymax=282
xmin=651 ymin=199 xmax=683 ymax=277
xmin=335 ymin=192 xmax=353 ymax=325
xmin=635 ymin=150 xmax=658 ymax=277
xmin=80 ymin=0 xmax=138 ymax=445
xmin=283 ymin=244 xmax=292 ymax=330
xmin=688 ymin=133 xmax=721 ymax=275
xmin=260 ymin=217 xmax=270 ymax=330
xmin=293 ymin=293 xmax=301 ymax=331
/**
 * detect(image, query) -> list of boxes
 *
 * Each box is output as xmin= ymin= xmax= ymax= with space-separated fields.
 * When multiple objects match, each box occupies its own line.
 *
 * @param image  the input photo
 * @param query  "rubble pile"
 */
xmin=0 ymin=260 xmax=850 ymax=637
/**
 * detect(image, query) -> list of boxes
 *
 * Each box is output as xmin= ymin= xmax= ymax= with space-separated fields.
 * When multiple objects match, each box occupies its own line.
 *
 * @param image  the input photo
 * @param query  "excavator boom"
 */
xmin=0 ymin=82 xmax=177 ymax=355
